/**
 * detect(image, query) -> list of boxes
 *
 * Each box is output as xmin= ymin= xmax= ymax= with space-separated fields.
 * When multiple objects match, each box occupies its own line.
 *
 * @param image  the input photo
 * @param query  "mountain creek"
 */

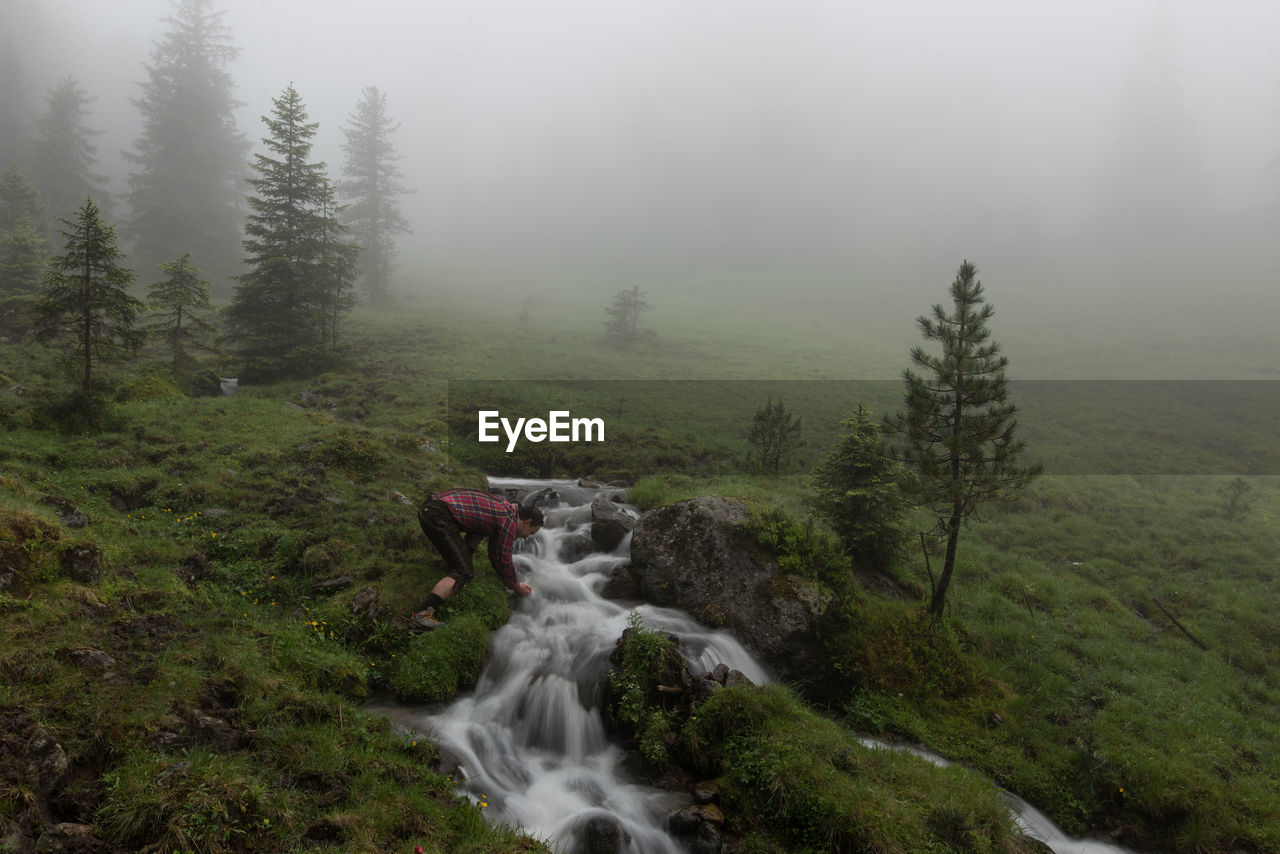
xmin=366 ymin=478 xmax=1146 ymax=854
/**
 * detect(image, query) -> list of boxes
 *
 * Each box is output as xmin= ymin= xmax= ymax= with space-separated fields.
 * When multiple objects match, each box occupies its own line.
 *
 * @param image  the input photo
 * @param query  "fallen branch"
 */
xmin=1152 ymin=597 xmax=1209 ymax=651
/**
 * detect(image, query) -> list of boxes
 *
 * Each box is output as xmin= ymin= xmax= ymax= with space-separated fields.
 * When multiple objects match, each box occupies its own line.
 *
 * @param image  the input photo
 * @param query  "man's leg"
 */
xmin=414 ymin=499 xmax=476 ymax=626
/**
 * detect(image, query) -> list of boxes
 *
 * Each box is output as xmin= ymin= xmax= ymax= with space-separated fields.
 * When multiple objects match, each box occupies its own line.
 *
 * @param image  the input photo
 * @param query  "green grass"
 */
xmin=686 ymin=684 xmax=1028 ymax=854
xmin=2 ymin=287 xmax=1278 ymax=853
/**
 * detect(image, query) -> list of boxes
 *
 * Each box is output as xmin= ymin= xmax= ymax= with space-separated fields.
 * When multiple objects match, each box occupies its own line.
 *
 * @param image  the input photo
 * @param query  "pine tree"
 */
xmin=313 ymin=192 xmax=360 ymax=350
xmin=810 ymin=404 xmax=910 ymax=571
xmin=144 ymin=251 xmax=216 ymax=372
xmin=0 ymin=215 xmax=46 ymax=295
xmin=29 ymin=77 xmax=107 ymax=232
xmin=339 ymin=85 xmax=410 ymax=303
xmin=604 ymin=285 xmax=650 ymax=340
xmin=226 ymin=84 xmax=356 ymax=380
xmin=887 ymin=261 xmax=1040 ymax=617
xmin=0 ymin=165 xmax=47 ymax=293
xmin=0 ymin=40 xmax=33 ymax=172
xmin=124 ymin=0 xmax=248 ymax=297
xmin=36 ymin=198 xmax=144 ymax=395
xmin=0 ymin=165 xmax=42 ymax=233
xmin=747 ymin=397 xmax=802 ymax=474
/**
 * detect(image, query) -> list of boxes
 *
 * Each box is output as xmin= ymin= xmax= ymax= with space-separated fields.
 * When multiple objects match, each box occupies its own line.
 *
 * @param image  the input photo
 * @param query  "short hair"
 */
xmin=518 ymin=505 xmax=544 ymax=527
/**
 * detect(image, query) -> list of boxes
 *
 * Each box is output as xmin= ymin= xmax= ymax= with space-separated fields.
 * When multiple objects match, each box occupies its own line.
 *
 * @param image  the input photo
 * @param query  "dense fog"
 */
xmin=7 ymin=0 xmax=1280 ymax=340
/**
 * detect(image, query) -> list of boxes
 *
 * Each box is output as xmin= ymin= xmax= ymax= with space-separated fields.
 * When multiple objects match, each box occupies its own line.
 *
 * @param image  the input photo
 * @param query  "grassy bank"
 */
xmin=2 ymin=292 xmax=1277 ymax=852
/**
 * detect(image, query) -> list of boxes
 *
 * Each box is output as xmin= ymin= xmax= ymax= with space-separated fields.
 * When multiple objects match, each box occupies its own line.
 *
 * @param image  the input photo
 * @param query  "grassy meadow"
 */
xmin=1 ymin=283 xmax=1277 ymax=853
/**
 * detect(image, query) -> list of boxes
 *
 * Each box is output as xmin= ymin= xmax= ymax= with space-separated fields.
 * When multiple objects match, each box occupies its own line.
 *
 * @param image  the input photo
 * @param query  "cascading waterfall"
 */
xmin=370 ymin=478 xmax=767 ymax=853
xmin=369 ymin=477 xmax=1145 ymax=854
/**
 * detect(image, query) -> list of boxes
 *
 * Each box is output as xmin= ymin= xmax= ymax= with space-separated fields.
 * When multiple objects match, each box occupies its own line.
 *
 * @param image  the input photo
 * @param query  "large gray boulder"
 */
xmin=627 ymin=497 xmax=839 ymax=701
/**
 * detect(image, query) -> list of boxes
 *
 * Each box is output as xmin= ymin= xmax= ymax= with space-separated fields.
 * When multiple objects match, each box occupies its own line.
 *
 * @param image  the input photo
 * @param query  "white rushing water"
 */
xmin=369 ymin=477 xmax=1147 ymax=854
xmin=369 ymin=478 xmax=766 ymax=853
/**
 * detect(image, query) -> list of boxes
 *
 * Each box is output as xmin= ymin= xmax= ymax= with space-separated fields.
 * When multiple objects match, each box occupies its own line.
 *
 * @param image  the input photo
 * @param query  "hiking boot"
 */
xmin=410 ymin=607 xmax=443 ymax=631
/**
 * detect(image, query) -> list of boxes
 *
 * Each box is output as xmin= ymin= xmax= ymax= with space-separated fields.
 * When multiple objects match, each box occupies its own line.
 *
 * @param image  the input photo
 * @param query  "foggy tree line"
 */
xmin=0 ymin=0 xmax=412 ymax=383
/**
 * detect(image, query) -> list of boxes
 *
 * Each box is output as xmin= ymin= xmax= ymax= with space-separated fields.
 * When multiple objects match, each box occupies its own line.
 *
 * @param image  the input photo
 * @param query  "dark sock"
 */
xmin=421 ymin=593 xmax=445 ymax=612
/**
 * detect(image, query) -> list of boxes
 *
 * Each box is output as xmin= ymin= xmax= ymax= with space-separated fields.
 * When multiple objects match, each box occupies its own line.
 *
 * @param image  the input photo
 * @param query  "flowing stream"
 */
xmin=368 ymin=477 xmax=1144 ymax=854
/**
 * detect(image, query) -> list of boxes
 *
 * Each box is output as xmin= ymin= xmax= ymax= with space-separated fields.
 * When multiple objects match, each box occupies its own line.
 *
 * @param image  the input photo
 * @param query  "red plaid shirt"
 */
xmin=434 ymin=488 xmax=521 ymax=589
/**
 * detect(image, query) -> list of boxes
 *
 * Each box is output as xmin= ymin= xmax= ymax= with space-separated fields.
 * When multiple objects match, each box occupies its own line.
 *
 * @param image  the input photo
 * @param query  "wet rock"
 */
xmin=60 ymin=648 xmax=116 ymax=674
xmin=598 ymin=563 xmax=640 ymax=600
xmin=557 ymin=531 xmax=597 ymax=563
xmin=347 ymin=586 xmax=380 ymax=620
xmin=40 ymin=496 xmax=87 ymax=529
xmin=569 ymin=812 xmax=629 ymax=854
xmin=23 ymin=726 xmax=69 ymax=798
xmin=691 ymin=781 xmax=721 ymax=805
xmin=589 ymin=496 xmax=636 ymax=553
xmin=60 ymin=544 xmax=103 ymax=583
xmin=523 ymin=487 xmax=561 ymax=509
xmin=1 ymin=823 xmax=33 ymax=854
xmin=668 ymin=803 xmax=725 ymax=854
xmin=311 ymin=574 xmax=355 ymax=594
xmin=187 ymin=710 xmax=244 ymax=751
xmin=630 ymin=497 xmax=838 ymax=701
xmin=34 ymin=822 xmax=106 ymax=853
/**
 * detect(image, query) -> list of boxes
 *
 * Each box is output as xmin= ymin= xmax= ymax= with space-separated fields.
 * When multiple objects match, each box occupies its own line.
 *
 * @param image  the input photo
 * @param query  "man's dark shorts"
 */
xmin=418 ymin=498 xmax=475 ymax=589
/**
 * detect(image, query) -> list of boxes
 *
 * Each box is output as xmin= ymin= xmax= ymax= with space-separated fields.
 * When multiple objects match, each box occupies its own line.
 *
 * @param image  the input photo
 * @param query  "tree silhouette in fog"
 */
xmin=0 ymin=41 xmax=34 ymax=174
xmin=604 ymin=285 xmax=650 ymax=341
xmin=0 ymin=165 xmax=47 ymax=294
xmin=29 ymin=76 xmax=106 ymax=234
xmin=340 ymin=85 xmax=411 ymax=304
xmin=124 ymin=0 xmax=248 ymax=298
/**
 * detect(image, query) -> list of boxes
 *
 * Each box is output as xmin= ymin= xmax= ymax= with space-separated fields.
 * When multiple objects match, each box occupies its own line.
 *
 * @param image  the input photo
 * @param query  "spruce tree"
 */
xmin=339 ymin=85 xmax=410 ymax=303
xmin=226 ymin=84 xmax=356 ymax=380
xmin=0 ymin=165 xmax=41 ymax=233
xmin=0 ymin=215 xmax=46 ymax=295
xmin=29 ymin=77 xmax=107 ymax=232
xmin=124 ymin=0 xmax=248 ymax=297
xmin=36 ymin=198 xmax=144 ymax=395
xmin=747 ymin=397 xmax=802 ymax=474
xmin=0 ymin=166 xmax=47 ymax=293
xmin=604 ymin=285 xmax=650 ymax=340
xmin=887 ymin=261 xmax=1040 ymax=617
xmin=145 ymin=251 xmax=216 ymax=372
xmin=0 ymin=40 xmax=33 ymax=172
xmin=313 ymin=192 xmax=359 ymax=350
xmin=810 ymin=404 xmax=910 ymax=571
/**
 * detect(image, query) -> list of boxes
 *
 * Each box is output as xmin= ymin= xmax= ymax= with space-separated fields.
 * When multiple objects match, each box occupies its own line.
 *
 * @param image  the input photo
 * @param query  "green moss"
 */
xmin=688 ymin=684 xmax=1023 ymax=853
xmin=388 ymin=615 xmax=490 ymax=704
xmin=608 ymin=611 xmax=686 ymax=768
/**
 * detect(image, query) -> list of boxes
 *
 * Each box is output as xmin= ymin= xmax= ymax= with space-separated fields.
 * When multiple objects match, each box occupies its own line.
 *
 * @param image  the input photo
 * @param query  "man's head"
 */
xmin=515 ymin=505 xmax=544 ymax=538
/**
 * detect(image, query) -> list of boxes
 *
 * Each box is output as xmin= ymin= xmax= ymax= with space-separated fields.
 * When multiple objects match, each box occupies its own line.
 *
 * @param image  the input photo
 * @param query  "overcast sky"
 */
xmin=11 ymin=0 xmax=1280 ymax=320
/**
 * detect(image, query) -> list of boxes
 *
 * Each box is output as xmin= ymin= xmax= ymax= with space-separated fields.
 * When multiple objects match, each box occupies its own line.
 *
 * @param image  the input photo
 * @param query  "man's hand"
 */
xmin=513 ymin=582 xmax=532 ymax=597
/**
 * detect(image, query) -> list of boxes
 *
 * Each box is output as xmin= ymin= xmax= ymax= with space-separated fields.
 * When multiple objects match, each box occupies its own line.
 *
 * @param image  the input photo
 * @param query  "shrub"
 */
xmin=809 ymin=404 xmax=910 ymax=571
xmin=607 ymin=611 xmax=686 ymax=767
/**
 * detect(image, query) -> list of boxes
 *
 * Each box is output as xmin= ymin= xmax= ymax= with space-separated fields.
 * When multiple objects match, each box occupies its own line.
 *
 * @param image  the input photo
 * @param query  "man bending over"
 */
xmin=411 ymin=487 xmax=543 ymax=630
